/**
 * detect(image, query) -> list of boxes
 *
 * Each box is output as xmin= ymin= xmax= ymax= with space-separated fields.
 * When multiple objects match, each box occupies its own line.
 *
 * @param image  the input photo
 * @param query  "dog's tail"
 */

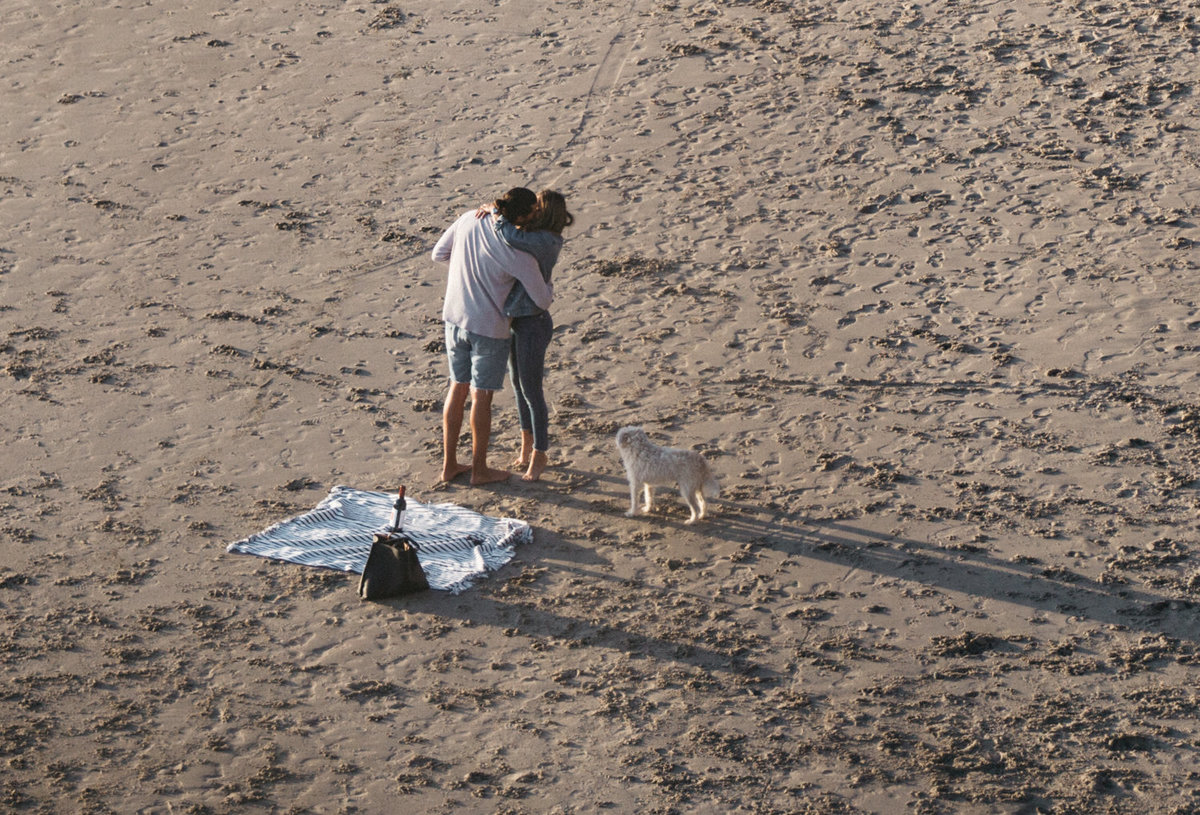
xmin=703 ymin=472 xmax=720 ymax=498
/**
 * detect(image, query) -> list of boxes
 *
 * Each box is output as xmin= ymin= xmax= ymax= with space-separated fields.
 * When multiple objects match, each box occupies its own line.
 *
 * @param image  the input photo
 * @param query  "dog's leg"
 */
xmin=642 ymin=484 xmax=654 ymax=513
xmin=681 ymin=485 xmax=700 ymax=524
xmin=626 ymin=477 xmax=641 ymax=517
xmin=695 ymin=490 xmax=707 ymax=520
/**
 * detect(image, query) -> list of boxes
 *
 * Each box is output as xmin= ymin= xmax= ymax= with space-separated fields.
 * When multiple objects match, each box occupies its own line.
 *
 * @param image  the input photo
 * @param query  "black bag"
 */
xmin=358 ymin=532 xmax=429 ymax=600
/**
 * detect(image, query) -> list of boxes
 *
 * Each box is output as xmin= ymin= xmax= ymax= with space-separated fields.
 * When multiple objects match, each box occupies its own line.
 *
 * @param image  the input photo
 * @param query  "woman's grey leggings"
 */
xmin=509 ymin=311 xmax=553 ymax=452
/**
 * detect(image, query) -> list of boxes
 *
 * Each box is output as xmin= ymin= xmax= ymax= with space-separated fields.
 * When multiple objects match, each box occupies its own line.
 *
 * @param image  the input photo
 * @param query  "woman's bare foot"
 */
xmin=440 ymin=462 xmax=472 ymax=482
xmin=522 ymin=451 xmax=549 ymax=482
xmin=512 ymin=432 xmax=534 ymax=473
xmin=471 ymin=466 xmax=511 ymax=486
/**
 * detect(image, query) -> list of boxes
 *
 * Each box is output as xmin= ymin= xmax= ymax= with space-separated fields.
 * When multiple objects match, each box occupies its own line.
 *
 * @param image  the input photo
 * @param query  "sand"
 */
xmin=3 ymin=0 xmax=1200 ymax=812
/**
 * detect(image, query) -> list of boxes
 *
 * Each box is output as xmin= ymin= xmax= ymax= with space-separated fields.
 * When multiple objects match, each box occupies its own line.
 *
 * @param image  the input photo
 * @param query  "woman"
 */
xmin=489 ymin=190 xmax=573 ymax=481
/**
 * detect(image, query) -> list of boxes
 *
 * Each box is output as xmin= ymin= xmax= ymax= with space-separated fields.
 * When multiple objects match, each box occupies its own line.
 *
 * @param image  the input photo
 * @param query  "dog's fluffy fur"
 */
xmin=615 ymin=427 xmax=720 ymax=523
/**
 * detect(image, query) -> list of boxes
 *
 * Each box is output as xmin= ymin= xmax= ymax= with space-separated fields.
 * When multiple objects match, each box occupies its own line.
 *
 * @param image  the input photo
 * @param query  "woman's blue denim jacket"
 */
xmin=494 ymin=215 xmax=563 ymax=318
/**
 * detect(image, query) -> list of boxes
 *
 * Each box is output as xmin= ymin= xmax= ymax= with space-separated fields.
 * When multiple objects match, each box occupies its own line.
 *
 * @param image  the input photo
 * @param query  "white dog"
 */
xmin=615 ymin=427 xmax=720 ymax=524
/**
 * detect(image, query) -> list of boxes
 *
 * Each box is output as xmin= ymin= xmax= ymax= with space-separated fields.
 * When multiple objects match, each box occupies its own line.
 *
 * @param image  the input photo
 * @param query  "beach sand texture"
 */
xmin=3 ymin=0 xmax=1200 ymax=812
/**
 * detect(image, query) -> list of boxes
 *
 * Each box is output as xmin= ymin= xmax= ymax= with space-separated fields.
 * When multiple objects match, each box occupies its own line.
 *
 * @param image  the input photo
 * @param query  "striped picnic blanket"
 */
xmin=226 ymin=486 xmax=532 ymax=594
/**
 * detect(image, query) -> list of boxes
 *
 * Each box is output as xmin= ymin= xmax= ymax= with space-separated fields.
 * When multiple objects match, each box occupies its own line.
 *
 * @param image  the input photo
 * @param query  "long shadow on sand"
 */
xmin=541 ymin=467 xmax=1200 ymax=644
xmin=717 ymin=511 xmax=1200 ymax=642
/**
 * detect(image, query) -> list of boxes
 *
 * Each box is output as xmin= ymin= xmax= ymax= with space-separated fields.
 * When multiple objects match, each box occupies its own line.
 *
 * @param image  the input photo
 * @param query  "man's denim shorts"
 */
xmin=445 ymin=323 xmax=510 ymax=391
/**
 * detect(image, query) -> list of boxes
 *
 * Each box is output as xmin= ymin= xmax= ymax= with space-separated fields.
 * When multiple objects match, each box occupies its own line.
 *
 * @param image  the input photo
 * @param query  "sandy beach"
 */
xmin=3 ymin=0 xmax=1200 ymax=812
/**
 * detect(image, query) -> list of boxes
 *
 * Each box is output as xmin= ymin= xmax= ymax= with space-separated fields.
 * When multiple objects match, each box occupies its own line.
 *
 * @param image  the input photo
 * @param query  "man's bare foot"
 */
xmin=512 ymin=456 xmax=530 ymax=470
xmin=522 ymin=451 xmax=549 ymax=482
xmin=471 ymin=466 xmax=511 ymax=486
xmin=440 ymin=462 xmax=471 ymax=482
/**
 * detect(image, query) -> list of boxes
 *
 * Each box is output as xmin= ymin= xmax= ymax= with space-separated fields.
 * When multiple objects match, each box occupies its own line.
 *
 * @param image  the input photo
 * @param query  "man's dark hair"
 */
xmin=493 ymin=187 xmax=537 ymax=221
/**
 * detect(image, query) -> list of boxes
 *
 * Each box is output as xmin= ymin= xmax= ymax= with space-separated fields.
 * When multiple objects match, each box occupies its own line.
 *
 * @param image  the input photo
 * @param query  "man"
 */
xmin=431 ymin=188 xmax=554 ymax=485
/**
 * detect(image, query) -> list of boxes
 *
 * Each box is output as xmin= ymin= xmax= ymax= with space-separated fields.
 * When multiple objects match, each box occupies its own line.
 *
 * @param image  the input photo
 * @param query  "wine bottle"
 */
xmin=388 ymin=486 xmax=407 ymax=533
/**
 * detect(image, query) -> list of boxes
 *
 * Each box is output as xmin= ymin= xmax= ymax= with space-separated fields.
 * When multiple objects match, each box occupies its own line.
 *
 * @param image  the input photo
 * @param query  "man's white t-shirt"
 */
xmin=432 ymin=211 xmax=553 ymax=340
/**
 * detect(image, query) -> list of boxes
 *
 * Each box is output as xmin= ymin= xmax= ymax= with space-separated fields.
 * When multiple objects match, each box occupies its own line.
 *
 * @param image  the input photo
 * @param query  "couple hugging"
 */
xmin=431 ymin=187 xmax=574 ymax=486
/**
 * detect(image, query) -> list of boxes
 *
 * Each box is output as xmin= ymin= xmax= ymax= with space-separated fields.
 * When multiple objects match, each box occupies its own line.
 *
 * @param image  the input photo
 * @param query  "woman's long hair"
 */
xmin=527 ymin=190 xmax=574 ymax=235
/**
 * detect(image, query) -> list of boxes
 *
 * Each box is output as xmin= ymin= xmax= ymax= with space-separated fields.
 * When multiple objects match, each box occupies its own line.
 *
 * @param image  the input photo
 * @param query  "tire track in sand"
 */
xmin=538 ymin=0 xmax=643 ymax=189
